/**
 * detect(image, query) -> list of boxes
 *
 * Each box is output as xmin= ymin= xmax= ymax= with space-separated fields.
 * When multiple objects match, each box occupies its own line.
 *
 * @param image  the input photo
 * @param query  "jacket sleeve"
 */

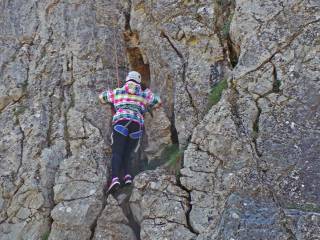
xmin=99 ymin=89 xmax=115 ymax=104
xmin=144 ymin=89 xmax=161 ymax=109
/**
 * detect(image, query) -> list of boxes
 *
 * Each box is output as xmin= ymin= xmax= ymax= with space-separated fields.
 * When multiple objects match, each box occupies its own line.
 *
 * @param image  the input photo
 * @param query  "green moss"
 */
xmin=286 ymin=203 xmax=320 ymax=213
xmin=274 ymin=79 xmax=281 ymax=92
xmin=13 ymin=106 xmax=27 ymax=117
xmin=252 ymin=107 xmax=261 ymax=138
xmin=222 ymin=16 xmax=233 ymax=38
xmin=208 ymin=78 xmax=228 ymax=108
xmin=42 ymin=231 xmax=50 ymax=240
xmin=162 ymin=144 xmax=183 ymax=174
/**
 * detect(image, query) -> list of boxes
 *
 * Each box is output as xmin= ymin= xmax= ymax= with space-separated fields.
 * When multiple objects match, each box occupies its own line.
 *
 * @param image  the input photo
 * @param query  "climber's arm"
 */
xmin=145 ymin=89 xmax=161 ymax=109
xmin=99 ymin=90 xmax=115 ymax=105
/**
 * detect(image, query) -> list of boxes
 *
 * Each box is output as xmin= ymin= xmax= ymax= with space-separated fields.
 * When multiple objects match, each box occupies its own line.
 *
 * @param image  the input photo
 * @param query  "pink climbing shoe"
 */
xmin=107 ymin=177 xmax=120 ymax=193
xmin=124 ymin=174 xmax=133 ymax=185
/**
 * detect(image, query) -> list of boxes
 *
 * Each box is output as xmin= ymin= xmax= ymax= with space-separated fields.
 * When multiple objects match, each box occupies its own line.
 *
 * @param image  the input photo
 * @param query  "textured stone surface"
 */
xmin=0 ymin=0 xmax=123 ymax=239
xmin=92 ymin=195 xmax=136 ymax=240
xmin=144 ymin=108 xmax=172 ymax=161
xmin=128 ymin=0 xmax=231 ymax=146
xmin=198 ymin=192 xmax=294 ymax=240
xmin=1 ymin=0 xmax=319 ymax=239
xmin=130 ymin=169 xmax=196 ymax=240
xmin=180 ymin=0 xmax=320 ymax=239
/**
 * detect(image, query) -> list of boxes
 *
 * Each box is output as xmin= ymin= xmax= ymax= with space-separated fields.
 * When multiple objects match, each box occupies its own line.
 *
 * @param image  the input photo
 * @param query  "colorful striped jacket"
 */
xmin=99 ymin=81 xmax=161 ymax=126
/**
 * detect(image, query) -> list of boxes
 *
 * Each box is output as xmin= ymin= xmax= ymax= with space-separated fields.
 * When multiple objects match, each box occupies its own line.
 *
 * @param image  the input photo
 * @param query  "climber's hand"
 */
xmin=153 ymin=105 xmax=162 ymax=114
xmin=98 ymin=94 xmax=105 ymax=104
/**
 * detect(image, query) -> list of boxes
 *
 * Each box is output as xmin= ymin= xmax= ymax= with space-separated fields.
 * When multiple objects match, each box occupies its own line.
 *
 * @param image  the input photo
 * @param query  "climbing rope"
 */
xmin=94 ymin=17 xmax=124 ymax=95
xmin=112 ymin=24 xmax=120 ymax=88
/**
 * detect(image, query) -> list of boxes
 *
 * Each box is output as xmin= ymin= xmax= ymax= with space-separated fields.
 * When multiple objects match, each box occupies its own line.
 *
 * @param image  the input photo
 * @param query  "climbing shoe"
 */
xmin=124 ymin=174 xmax=133 ymax=185
xmin=107 ymin=177 xmax=120 ymax=193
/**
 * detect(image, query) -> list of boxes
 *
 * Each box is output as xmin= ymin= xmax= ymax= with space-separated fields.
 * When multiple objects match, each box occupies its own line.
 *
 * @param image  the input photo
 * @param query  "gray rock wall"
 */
xmin=1 ymin=0 xmax=126 ymax=239
xmin=128 ymin=0 xmax=231 ymax=146
xmin=0 ymin=0 xmax=319 ymax=240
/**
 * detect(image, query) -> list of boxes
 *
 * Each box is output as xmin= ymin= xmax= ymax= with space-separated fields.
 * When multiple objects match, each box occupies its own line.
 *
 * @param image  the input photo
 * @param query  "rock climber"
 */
xmin=99 ymin=71 xmax=161 ymax=192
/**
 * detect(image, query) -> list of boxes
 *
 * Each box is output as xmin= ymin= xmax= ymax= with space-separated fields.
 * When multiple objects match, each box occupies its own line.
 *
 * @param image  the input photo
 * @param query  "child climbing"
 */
xmin=99 ymin=71 xmax=161 ymax=192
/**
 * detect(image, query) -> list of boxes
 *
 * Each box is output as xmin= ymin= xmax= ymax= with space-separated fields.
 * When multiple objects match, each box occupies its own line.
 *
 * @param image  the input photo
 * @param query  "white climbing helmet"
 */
xmin=126 ymin=71 xmax=141 ymax=84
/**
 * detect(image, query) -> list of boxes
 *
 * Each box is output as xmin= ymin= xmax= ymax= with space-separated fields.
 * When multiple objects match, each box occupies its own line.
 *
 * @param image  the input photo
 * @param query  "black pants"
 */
xmin=111 ymin=120 xmax=140 ymax=178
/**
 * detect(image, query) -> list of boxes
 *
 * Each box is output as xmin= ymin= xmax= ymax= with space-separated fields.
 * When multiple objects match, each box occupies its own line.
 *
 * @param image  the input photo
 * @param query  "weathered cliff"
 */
xmin=0 ymin=0 xmax=319 ymax=239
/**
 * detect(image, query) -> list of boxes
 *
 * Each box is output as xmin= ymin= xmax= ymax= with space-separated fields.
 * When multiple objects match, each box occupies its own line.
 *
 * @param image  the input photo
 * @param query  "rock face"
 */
xmin=92 ymin=195 xmax=137 ymax=240
xmin=1 ymin=0 xmax=319 ymax=240
xmin=130 ymin=169 xmax=196 ymax=240
xmin=128 ymin=0 xmax=231 ymax=146
xmin=180 ymin=0 xmax=320 ymax=239
xmin=0 ymin=1 xmax=125 ymax=239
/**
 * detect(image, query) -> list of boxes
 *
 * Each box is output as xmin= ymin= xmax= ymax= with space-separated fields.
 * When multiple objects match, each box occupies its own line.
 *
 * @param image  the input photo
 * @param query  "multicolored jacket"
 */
xmin=99 ymin=81 xmax=161 ymax=126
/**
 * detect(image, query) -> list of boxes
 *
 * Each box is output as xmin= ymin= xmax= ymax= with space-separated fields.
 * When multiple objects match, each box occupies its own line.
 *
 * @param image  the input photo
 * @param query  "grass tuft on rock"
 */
xmin=208 ymin=78 xmax=228 ymax=108
xmin=42 ymin=231 xmax=50 ymax=240
xmin=162 ymin=144 xmax=183 ymax=175
xmin=13 ymin=106 xmax=27 ymax=117
xmin=287 ymin=203 xmax=320 ymax=213
xmin=222 ymin=16 xmax=233 ymax=38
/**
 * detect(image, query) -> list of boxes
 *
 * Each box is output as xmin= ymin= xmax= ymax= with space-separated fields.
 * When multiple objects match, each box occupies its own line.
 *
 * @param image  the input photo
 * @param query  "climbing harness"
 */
xmin=110 ymin=120 xmax=143 ymax=152
xmin=113 ymin=120 xmax=132 ymax=136
xmin=129 ymin=130 xmax=143 ymax=140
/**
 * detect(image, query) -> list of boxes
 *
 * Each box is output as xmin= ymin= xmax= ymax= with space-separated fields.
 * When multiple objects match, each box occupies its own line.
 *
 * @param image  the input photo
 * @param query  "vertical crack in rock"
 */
xmin=170 ymin=111 xmax=179 ymax=145
xmin=176 ymin=176 xmax=198 ymax=235
xmin=90 ymin=188 xmax=141 ymax=240
xmin=117 ymin=189 xmax=141 ymax=240
xmin=228 ymin=87 xmax=264 ymax=181
xmin=270 ymin=61 xmax=281 ymax=93
xmin=160 ymin=31 xmax=199 ymax=120
xmin=226 ymin=35 xmax=240 ymax=68
xmin=252 ymin=101 xmax=262 ymax=158
xmin=62 ymin=53 xmax=75 ymax=158
xmin=252 ymin=61 xmax=282 ymax=160
xmin=89 ymin=189 xmax=108 ymax=240
xmin=123 ymin=1 xmax=150 ymax=88
xmin=15 ymin=117 xmax=25 ymax=180
xmin=46 ymin=92 xmax=54 ymax=147
xmin=213 ymin=0 xmax=239 ymax=68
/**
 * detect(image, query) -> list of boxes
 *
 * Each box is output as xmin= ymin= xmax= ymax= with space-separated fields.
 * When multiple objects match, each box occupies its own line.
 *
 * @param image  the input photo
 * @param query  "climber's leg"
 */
xmin=122 ymin=122 xmax=141 ymax=183
xmin=111 ymin=122 xmax=128 ymax=178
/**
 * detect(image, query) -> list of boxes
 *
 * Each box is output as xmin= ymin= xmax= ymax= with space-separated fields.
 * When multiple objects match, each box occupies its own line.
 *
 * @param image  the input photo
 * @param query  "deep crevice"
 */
xmin=123 ymin=1 xmax=150 ymax=88
xmin=126 ymin=45 xmax=150 ymax=89
xmin=226 ymin=34 xmax=240 ymax=68
xmin=176 ymin=175 xmax=198 ymax=235
xmin=15 ymin=117 xmax=25 ymax=180
xmin=62 ymin=53 xmax=75 ymax=158
xmin=170 ymin=111 xmax=179 ymax=145
xmin=117 ymin=188 xmax=141 ymax=240
xmin=271 ymin=61 xmax=281 ymax=93
xmin=213 ymin=0 xmax=239 ymax=68
xmin=160 ymin=31 xmax=199 ymax=121
xmin=252 ymin=102 xmax=262 ymax=158
xmin=89 ymin=187 xmax=108 ymax=240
